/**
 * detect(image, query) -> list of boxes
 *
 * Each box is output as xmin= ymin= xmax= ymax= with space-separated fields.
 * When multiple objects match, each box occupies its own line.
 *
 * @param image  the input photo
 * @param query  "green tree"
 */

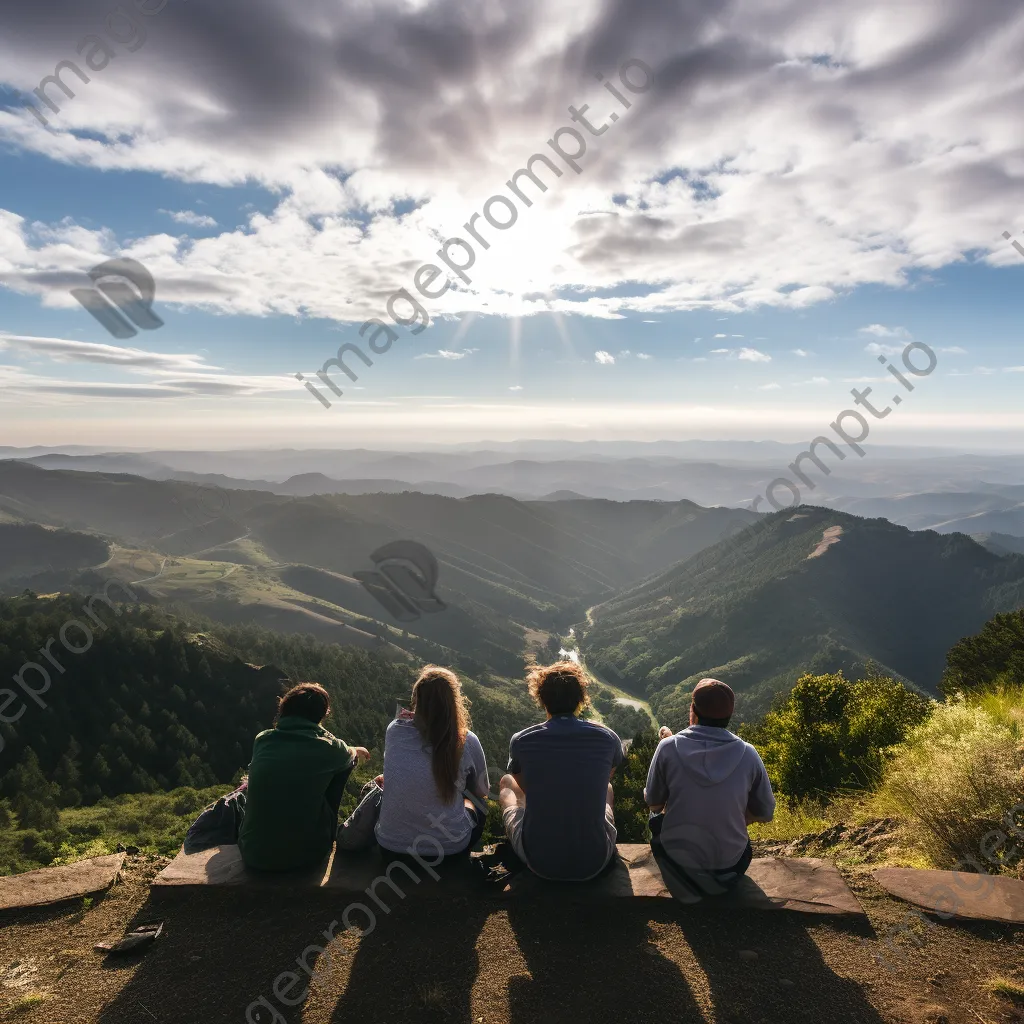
xmin=605 ymin=702 xmax=652 ymax=739
xmin=744 ymin=671 xmax=932 ymax=800
xmin=5 ymin=749 xmax=60 ymax=830
xmin=53 ymin=740 xmax=83 ymax=808
xmin=942 ymin=610 xmax=1024 ymax=694
xmin=613 ymin=727 xmax=661 ymax=842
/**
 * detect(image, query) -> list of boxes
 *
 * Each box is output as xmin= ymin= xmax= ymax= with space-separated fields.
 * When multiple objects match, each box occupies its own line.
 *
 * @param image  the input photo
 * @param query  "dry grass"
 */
xmin=867 ymin=693 xmax=1024 ymax=873
xmin=986 ymin=976 xmax=1024 ymax=1002
xmin=4 ymin=993 xmax=47 ymax=1017
xmin=748 ymin=800 xmax=831 ymax=843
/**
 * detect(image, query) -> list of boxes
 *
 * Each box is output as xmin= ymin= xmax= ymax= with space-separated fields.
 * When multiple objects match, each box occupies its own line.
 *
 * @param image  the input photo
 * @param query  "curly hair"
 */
xmin=527 ymin=661 xmax=590 ymax=716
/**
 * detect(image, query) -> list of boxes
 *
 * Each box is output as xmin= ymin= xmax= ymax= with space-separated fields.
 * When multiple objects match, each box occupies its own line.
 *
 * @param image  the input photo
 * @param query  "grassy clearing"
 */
xmin=1 ymin=785 xmax=227 ymax=874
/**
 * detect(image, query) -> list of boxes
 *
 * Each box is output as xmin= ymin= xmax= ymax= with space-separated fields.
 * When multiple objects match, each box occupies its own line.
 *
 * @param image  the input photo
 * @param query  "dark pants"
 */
xmin=325 ymin=762 xmax=355 ymax=832
xmin=649 ymin=812 xmax=752 ymax=897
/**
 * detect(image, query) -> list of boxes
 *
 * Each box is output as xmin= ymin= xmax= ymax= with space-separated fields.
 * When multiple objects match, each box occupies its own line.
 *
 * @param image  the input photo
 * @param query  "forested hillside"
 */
xmin=0 ymin=523 xmax=109 ymax=583
xmin=583 ymin=506 xmax=1024 ymax=723
xmin=0 ymin=595 xmax=536 ymax=831
xmin=0 ymin=462 xmax=757 ymax=678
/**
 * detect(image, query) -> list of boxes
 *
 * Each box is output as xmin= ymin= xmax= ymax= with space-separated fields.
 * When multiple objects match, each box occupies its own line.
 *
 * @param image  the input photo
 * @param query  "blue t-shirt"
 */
xmin=508 ymin=715 xmax=624 ymax=880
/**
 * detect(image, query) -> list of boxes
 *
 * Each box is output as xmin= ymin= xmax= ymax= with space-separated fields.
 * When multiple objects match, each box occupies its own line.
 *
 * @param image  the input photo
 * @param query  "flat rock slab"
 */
xmin=511 ymin=847 xmax=864 ymax=915
xmin=0 ymin=853 xmax=125 ymax=911
xmin=153 ymin=846 xmax=330 ymax=888
xmin=152 ymin=844 xmax=863 ymax=916
xmin=873 ymin=867 xmax=1024 ymax=923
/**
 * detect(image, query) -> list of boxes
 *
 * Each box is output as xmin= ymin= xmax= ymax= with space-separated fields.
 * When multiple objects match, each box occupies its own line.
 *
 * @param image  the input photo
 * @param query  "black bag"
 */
xmin=183 ymin=784 xmax=247 ymax=852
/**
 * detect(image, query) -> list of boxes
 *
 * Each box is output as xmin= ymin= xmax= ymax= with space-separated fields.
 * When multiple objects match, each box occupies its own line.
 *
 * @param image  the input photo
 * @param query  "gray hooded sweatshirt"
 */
xmin=645 ymin=725 xmax=775 ymax=869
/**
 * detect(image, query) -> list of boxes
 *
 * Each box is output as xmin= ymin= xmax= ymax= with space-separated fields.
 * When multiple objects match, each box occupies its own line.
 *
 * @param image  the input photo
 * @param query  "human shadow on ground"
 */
xmin=505 ymin=901 xmax=886 ymax=1024
xmin=94 ymin=887 xmax=360 ymax=1024
xmin=328 ymin=896 xmax=492 ymax=1024
xmin=661 ymin=905 xmax=885 ymax=1024
xmin=504 ymin=900 xmax=706 ymax=1024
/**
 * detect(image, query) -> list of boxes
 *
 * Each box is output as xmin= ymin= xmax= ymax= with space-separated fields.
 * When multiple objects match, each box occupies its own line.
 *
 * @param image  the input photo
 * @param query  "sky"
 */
xmin=1 ymin=0 xmax=1024 ymax=449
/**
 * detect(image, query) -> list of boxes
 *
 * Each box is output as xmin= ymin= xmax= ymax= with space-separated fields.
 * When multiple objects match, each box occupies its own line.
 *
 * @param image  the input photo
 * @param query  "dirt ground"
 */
xmin=1 ymin=856 xmax=1022 ymax=1024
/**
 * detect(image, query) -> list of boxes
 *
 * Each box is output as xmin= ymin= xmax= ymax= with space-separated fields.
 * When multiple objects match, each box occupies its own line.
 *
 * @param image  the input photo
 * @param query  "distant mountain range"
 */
xmin=2 ymin=458 xmax=1023 ymax=722
xmin=4 ymin=443 xmax=1024 ymax=513
xmin=582 ymin=506 xmax=1024 ymax=724
xmin=826 ymin=491 xmax=1024 ymax=537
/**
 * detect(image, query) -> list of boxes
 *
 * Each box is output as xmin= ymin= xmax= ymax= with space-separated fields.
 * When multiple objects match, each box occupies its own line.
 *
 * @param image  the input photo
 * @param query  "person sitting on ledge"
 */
xmin=645 ymin=678 xmax=775 ymax=893
xmin=369 ymin=665 xmax=490 ymax=865
xmin=499 ymin=661 xmax=623 ymax=881
xmin=238 ymin=681 xmax=370 ymax=872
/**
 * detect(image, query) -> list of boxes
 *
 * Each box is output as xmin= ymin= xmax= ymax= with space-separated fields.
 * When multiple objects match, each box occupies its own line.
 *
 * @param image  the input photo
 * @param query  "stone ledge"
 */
xmin=152 ymin=843 xmax=864 ymax=914
xmin=0 ymin=853 xmax=125 ymax=912
xmin=872 ymin=867 xmax=1024 ymax=923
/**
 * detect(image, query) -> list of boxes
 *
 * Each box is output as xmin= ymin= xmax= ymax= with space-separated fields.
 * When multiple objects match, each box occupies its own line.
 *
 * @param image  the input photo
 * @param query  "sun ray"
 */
xmin=508 ymin=316 xmax=521 ymax=370
xmin=552 ymin=311 xmax=576 ymax=360
xmin=448 ymin=312 xmax=478 ymax=350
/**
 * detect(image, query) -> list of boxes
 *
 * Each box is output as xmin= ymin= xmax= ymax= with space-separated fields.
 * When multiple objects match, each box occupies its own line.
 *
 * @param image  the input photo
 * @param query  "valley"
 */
xmin=3 ymin=455 xmax=1023 ymax=732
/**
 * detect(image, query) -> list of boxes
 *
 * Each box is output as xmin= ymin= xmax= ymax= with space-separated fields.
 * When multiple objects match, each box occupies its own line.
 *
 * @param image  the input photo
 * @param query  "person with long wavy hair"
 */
xmin=370 ymin=666 xmax=490 ymax=860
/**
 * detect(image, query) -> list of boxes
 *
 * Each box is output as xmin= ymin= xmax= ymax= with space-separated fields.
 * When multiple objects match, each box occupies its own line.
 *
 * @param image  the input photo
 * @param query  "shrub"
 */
xmin=171 ymin=786 xmax=206 ymax=816
xmin=613 ymin=727 xmax=660 ymax=842
xmin=604 ymin=702 xmax=653 ymax=740
xmin=743 ymin=671 xmax=932 ymax=800
xmin=871 ymin=694 xmax=1024 ymax=873
xmin=942 ymin=610 xmax=1024 ymax=695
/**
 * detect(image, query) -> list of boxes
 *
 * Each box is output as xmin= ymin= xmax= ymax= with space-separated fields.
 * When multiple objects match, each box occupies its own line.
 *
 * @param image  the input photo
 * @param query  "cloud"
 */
xmin=160 ymin=209 xmax=218 ymax=229
xmin=938 ymin=346 xmax=967 ymax=354
xmin=714 ymin=333 xmax=728 ymax=338
xmin=641 ymin=320 xmax=658 ymax=323
xmin=860 ymin=325 xmax=911 ymax=339
xmin=796 ymin=376 xmax=830 ymax=385
xmin=1 ymin=0 xmax=1024 ymax=331
xmin=791 ymin=349 xmax=811 ymax=357
xmin=618 ymin=349 xmax=632 ymax=357
xmin=636 ymin=353 xmax=652 ymax=360
xmin=864 ymin=342 xmax=906 ymax=357
xmin=843 ymin=376 xmax=889 ymax=383
xmin=0 ymin=369 xmax=291 ymax=400
xmin=594 ymin=350 xmax=615 ymax=365
xmin=0 ymin=333 xmax=216 ymax=372
xmin=1005 ymin=366 xmax=1024 ymax=373
xmin=414 ymin=348 xmax=478 ymax=360
xmin=508 ymin=384 xmax=523 ymax=390
xmin=757 ymin=382 xmax=782 ymax=391
xmin=708 ymin=346 xmax=771 ymax=362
